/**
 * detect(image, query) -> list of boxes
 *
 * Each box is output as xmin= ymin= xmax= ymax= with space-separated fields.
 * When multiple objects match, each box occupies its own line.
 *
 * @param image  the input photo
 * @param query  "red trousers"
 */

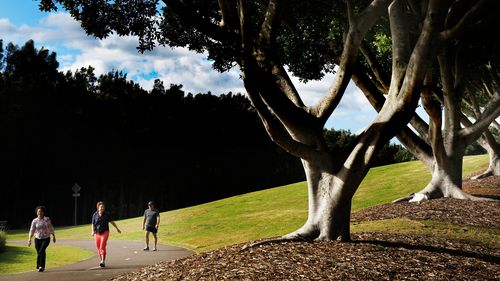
xmin=94 ymin=230 xmax=109 ymax=255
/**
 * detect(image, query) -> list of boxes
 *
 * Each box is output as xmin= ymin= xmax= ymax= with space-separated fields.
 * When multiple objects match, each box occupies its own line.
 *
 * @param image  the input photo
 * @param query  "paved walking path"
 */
xmin=0 ymin=240 xmax=193 ymax=281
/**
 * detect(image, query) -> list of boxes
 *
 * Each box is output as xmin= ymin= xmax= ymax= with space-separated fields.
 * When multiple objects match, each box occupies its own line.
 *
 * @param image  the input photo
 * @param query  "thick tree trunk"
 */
xmin=410 ymin=153 xmax=464 ymax=201
xmin=283 ymin=160 xmax=359 ymax=242
xmin=472 ymin=131 xmax=500 ymax=179
xmin=409 ymin=142 xmax=496 ymax=202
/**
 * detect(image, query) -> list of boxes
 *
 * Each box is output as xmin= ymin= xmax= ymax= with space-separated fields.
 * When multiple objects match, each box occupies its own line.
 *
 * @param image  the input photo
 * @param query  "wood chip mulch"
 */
xmin=352 ymin=175 xmax=500 ymax=228
xmin=351 ymin=198 xmax=500 ymax=228
xmin=109 ymin=176 xmax=500 ymax=281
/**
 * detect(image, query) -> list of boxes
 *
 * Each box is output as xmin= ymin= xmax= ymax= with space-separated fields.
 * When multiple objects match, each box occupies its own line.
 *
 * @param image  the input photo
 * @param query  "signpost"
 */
xmin=72 ymin=183 xmax=81 ymax=226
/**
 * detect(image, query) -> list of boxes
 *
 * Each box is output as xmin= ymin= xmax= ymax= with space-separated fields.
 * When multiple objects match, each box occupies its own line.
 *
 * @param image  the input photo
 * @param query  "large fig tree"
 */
xmin=353 ymin=1 xmax=500 ymax=203
xmin=39 ymin=0 xmax=496 ymax=241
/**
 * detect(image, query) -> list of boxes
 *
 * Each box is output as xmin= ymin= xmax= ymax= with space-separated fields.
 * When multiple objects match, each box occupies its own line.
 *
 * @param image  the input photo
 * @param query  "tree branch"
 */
xmin=359 ymin=42 xmax=389 ymax=92
xmin=440 ymin=0 xmax=489 ymax=41
xmin=218 ymin=0 xmax=239 ymax=31
xmin=270 ymin=62 xmax=306 ymax=108
xmin=249 ymin=0 xmax=315 ymax=132
xmin=312 ymin=0 xmax=393 ymax=124
xmin=352 ymin=69 xmax=434 ymax=169
xmin=460 ymin=92 xmax=500 ymax=145
xmin=438 ymin=52 xmax=461 ymax=135
xmin=244 ymin=76 xmax=322 ymax=161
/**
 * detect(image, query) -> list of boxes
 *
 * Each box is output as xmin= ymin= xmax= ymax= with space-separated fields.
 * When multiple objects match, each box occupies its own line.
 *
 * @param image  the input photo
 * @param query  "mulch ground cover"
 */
xmin=109 ymin=176 xmax=500 ymax=281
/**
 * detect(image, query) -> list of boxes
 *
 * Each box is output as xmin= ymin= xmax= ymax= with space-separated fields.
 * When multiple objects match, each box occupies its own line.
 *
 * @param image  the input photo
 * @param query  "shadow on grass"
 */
xmin=0 ymin=244 xmax=34 ymax=274
xmin=354 ymin=239 xmax=499 ymax=264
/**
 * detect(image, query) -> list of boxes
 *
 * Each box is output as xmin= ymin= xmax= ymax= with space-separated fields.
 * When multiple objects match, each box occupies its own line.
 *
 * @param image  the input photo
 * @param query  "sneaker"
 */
xmin=99 ymin=262 xmax=105 ymax=268
xmin=38 ymin=267 xmax=44 ymax=272
xmin=153 ymin=247 xmax=157 ymax=251
xmin=143 ymin=246 xmax=149 ymax=251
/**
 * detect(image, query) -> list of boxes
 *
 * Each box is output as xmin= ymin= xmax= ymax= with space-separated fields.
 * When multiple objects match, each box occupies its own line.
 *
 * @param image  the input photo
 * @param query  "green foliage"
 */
xmin=372 ymin=33 xmax=392 ymax=56
xmin=394 ymin=147 xmax=416 ymax=162
xmin=4 ymin=40 xmax=59 ymax=85
xmin=323 ymin=128 xmax=356 ymax=156
xmin=0 ymin=231 xmax=6 ymax=253
xmin=464 ymin=142 xmax=487 ymax=156
xmin=37 ymin=0 xmax=354 ymax=80
xmin=276 ymin=1 xmax=344 ymax=81
xmin=323 ymin=128 xmax=416 ymax=166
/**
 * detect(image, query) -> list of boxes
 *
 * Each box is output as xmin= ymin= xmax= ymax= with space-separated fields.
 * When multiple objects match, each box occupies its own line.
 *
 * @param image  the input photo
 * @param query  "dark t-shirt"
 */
xmin=92 ymin=211 xmax=112 ymax=234
xmin=143 ymin=209 xmax=160 ymax=227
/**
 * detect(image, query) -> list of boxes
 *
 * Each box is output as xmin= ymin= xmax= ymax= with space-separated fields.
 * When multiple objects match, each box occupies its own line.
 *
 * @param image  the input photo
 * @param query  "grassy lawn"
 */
xmin=5 ymin=155 xmax=492 ymax=257
xmin=0 ymin=243 xmax=94 ymax=274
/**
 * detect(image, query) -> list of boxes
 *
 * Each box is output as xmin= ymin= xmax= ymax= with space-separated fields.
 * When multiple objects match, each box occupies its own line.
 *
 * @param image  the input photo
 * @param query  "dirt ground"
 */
xmin=109 ymin=176 xmax=500 ymax=281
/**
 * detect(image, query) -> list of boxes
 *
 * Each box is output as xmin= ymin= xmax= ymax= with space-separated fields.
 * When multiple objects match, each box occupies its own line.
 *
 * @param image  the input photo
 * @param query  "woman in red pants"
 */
xmin=91 ymin=201 xmax=121 ymax=267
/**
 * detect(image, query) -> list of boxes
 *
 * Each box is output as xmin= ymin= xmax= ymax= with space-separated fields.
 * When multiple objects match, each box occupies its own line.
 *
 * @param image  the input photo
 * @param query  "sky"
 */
xmin=0 ymin=0 xmax=378 ymax=133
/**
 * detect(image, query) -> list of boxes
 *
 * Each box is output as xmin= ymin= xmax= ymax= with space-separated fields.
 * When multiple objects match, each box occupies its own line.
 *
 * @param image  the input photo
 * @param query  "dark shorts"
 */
xmin=145 ymin=225 xmax=157 ymax=234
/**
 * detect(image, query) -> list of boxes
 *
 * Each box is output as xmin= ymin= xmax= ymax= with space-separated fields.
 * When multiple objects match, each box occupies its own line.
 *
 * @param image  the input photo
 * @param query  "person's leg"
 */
xmin=35 ymin=238 xmax=50 ymax=271
xmin=95 ymin=232 xmax=107 ymax=266
xmin=144 ymin=231 xmax=150 ymax=250
xmin=95 ymin=233 xmax=102 ymax=262
xmin=38 ymin=238 xmax=50 ymax=270
xmin=34 ymin=238 xmax=42 ymax=269
xmin=152 ymin=231 xmax=158 ymax=251
xmin=100 ymin=231 xmax=109 ymax=266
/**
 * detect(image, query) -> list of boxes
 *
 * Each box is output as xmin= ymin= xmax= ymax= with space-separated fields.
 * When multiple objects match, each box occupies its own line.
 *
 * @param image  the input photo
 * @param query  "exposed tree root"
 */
xmin=241 ymin=233 xmax=313 ymax=251
xmin=241 ymin=223 xmax=354 ymax=250
xmin=471 ymin=170 xmax=494 ymax=180
xmin=393 ymin=190 xmax=497 ymax=204
xmin=392 ymin=193 xmax=416 ymax=203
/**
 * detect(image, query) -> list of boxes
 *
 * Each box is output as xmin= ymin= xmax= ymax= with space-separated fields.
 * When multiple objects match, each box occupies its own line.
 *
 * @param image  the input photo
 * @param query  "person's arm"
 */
xmin=142 ymin=211 xmax=146 ymax=230
xmin=156 ymin=213 xmax=160 ymax=229
xmin=91 ymin=214 xmax=95 ymax=236
xmin=110 ymin=221 xmax=121 ymax=233
xmin=28 ymin=219 xmax=35 ymax=246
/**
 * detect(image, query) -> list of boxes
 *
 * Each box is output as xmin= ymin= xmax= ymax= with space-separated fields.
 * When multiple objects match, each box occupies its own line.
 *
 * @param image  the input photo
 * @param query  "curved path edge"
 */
xmin=0 ymin=240 xmax=193 ymax=281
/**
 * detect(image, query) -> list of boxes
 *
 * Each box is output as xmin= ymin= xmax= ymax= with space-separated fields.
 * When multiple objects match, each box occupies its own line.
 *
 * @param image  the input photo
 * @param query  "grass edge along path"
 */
xmin=5 ymin=155 xmax=491 ymax=255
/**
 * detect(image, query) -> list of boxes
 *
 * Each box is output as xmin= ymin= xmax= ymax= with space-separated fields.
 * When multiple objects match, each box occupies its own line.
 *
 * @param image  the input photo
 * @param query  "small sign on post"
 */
xmin=72 ymin=183 xmax=82 ymax=225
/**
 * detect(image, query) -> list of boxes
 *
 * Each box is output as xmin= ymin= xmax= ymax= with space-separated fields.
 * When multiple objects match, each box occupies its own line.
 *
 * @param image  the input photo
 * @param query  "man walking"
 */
xmin=142 ymin=201 xmax=160 ymax=251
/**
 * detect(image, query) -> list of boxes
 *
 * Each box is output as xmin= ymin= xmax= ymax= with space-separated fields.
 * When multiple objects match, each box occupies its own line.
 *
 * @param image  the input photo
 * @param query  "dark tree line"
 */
xmin=0 ymin=39 xmax=304 ymax=228
xmin=0 ymin=39 xmax=413 ymax=228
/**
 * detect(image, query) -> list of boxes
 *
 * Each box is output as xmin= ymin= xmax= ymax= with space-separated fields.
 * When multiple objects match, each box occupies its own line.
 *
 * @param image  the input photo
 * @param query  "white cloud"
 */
xmin=1 ymin=12 xmax=376 ymax=131
xmin=0 ymin=18 xmax=17 ymax=33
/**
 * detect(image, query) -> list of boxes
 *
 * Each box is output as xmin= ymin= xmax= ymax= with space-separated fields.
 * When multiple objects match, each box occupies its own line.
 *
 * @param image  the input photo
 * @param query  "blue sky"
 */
xmin=0 ymin=0 xmax=378 ymax=133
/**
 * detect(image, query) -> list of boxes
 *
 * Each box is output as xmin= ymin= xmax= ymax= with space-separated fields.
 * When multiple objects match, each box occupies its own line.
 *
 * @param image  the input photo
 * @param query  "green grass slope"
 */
xmin=7 ymin=155 xmax=490 ymax=254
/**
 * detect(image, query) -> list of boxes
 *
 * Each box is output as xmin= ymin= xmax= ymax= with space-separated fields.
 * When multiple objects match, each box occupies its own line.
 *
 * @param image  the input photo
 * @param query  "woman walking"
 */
xmin=91 ymin=201 xmax=121 ymax=267
xmin=28 ymin=206 xmax=56 ymax=272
